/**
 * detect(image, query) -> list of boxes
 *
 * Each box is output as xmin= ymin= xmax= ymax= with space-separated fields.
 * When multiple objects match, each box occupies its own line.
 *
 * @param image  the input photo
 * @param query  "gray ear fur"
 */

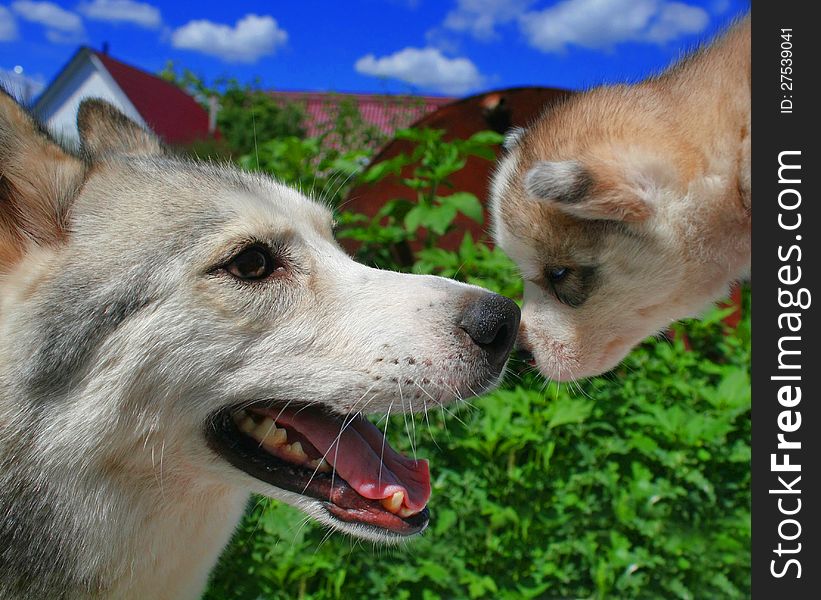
xmin=77 ymin=99 xmax=164 ymax=158
xmin=524 ymin=160 xmax=593 ymax=204
xmin=523 ymin=160 xmax=651 ymax=222
xmin=502 ymin=126 xmax=526 ymax=152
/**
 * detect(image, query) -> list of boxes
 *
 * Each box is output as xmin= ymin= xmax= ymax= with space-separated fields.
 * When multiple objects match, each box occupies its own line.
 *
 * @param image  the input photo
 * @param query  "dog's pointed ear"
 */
xmin=77 ymin=99 xmax=164 ymax=158
xmin=1 ymin=88 xmax=85 ymax=269
xmin=524 ymin=160 xmax=651 ymax=223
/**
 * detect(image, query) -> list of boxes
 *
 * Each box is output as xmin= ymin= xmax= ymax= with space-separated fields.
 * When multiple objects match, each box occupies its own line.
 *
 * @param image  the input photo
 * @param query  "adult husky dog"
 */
xmin=0 ymin=92 xmax=519 ymax=599
xmin=490 ymin=16 xmax=750 ymax=380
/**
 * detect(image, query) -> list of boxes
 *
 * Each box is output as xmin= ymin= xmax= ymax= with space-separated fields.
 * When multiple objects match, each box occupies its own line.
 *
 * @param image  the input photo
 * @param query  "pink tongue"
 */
xmin=271 ymin=406 xmax=430 ymax=512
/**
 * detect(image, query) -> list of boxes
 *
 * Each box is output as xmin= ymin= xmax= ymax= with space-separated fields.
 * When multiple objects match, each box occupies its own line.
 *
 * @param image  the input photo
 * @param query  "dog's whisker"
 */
xmin=406 ymin=388 xmax=419 ymax=460
xmin=321 ymin=384 xmax=378 ymax=498
xmin=421 ymin=398 xmax=441 ymax=450
xmin=378 ymin=398 xmax=394 ymax=490
xmin=257 ymin=417 xmax=278 ymax=450
xmin=397 ymin=379 xmax=417 ymax=461
xmin=412 ymin=380 xmax=438 ymax=407
xmin=159 ymin=438 xmax=166 ymax=499
xmin=314 ymin=525 xmax=336 ymax=554
xmin=290 ymin=514 xmax=314 ymax=547
xmin=248 ymin=497 xmax=273 ymax=539
xmin=440 ymin=403 xmax=469 ymax=428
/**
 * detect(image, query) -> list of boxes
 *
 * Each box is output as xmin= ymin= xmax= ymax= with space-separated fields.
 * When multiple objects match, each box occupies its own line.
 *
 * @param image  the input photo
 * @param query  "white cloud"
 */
xmin=171 ymin=14 xmax=288 ymax=63
xmin=0 ymin=6 xmax=19 ymax=41
xmin=355 ymin=47 xmax=483 ymax=95
xmin=11 ymin=0 xmax=85 ymax=43
xmin=443 ymin=0 xmax=534 ymax=41
xmin=78 ymin=0 xmax=162 ymax=29
xmin=520 ymin=0 xmax=709 ymax=52
xmin=644 ymin=2 xmax=710 ymax=43
xmin=11 ymin=1 xmax=84 ymax=33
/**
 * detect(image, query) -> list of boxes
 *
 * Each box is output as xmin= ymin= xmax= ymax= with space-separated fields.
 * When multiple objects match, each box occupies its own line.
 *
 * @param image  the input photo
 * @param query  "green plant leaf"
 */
xmin=547 ymin=398 xmax=594 ymax=428
xmin=443 ymin=191 xmax=484 ymax=223
xmin=423 ymin=203 xmax=458 ymax=235
xmin=361 ymin=154 xmax=409 ymax=183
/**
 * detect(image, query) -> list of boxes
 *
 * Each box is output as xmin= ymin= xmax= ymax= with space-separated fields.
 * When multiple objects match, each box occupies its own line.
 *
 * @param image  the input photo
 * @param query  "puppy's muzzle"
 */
xmin=459 ymin=293 xmax=520 ymax=372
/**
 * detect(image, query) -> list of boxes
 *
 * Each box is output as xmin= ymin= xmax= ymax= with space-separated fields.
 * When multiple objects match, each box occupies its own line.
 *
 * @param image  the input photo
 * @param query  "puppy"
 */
xmin=0 ymin=92 xmax=519 ymax=599
xmin=490 ymin=16 xmax=750 ymax=380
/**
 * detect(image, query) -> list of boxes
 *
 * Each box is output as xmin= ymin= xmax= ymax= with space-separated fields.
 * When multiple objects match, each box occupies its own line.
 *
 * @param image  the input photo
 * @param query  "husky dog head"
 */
xmin=490 ymin=18 xmax=750 ymax=381
xmin=0 ymin=91 xmax=519 ymax=597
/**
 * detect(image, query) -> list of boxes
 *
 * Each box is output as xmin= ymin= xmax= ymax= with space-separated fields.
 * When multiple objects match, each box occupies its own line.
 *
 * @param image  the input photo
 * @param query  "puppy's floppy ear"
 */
xmin=0 ymin=88 xmax=85 ymax=269
xmin=524 ymin=160 xmax=651 ymax=223
xmin=77 ymin=99 xmax=164 ymax=158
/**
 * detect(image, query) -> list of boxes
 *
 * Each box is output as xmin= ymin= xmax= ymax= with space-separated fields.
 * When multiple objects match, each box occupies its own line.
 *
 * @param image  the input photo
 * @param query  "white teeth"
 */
xmin=381 ymin=491 xmax=404 ymax=514
xmin=236 ymin=413 xmax=323 ymax=469
xmin=249 ymin=418 xmax=289 ymax=447
xmin=250 ymin=418 xmax=288 ymax=448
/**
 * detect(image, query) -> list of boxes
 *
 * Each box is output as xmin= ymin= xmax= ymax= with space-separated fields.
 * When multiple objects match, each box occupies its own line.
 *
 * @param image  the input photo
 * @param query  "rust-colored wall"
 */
xmin=342 ymin=87 xmax=573 ymax=254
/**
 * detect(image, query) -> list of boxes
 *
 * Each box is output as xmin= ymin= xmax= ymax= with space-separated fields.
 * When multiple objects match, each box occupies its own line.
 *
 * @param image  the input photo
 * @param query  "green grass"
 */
xmin=205 ymin=293 xmax=750 ymax=600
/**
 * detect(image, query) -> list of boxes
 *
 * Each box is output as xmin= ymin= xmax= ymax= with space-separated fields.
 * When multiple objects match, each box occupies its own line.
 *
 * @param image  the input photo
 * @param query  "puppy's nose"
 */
xmin=459 ymin=293 xmax=520 ymax=369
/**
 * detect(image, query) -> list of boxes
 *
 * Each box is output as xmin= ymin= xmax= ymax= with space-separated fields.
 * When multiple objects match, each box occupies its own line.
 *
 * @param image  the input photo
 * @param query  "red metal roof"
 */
xmin=92 ymin=51 xmax=210 ymax=145
xmin=267 ymin=91 xmax=454 ymax=138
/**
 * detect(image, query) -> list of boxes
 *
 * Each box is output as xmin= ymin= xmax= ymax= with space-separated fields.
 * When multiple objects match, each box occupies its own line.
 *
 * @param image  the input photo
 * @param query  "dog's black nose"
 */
xmin=460 ymin=293 xmax=520 ymax=370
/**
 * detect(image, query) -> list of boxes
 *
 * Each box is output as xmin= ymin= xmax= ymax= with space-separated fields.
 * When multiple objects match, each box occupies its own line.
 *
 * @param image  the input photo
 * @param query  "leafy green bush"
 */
xmin=238 ymin=135 xmax=369 ymax=208
xmin=205 ymin=126 xmax=751 ymax=600
xmin=159 ymin=63 xmax=306 ymax=157
xmin=339 ymin=128 xmax=504 ymax=270
xmin=235 ymin=99 xmax=390 ymax=208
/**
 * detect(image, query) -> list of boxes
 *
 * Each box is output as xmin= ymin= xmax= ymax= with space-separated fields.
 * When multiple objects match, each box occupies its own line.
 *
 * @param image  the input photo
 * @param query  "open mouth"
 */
xmin=206 ymin=403 xmax=430 ymax=537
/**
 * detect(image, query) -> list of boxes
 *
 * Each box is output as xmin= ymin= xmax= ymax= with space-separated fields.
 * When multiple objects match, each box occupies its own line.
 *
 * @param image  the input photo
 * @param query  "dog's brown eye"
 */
xmin=226 ymin=246 xmax=281 ymax=280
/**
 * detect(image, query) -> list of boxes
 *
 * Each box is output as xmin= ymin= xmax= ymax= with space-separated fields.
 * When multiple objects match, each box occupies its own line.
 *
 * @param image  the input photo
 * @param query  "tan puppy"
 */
xmin=490 ymin=16 xmax=750 ymax=380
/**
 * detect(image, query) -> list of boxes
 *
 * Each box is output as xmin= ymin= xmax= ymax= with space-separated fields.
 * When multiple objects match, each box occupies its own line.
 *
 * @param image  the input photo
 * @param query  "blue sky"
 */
xmin=1 ymin=0 xmax=749 ymax=101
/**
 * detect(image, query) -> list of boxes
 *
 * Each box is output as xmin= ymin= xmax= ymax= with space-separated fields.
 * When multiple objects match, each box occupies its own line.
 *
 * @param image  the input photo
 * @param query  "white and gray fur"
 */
xmin=0 ymin=94 xmax=511 ymax=599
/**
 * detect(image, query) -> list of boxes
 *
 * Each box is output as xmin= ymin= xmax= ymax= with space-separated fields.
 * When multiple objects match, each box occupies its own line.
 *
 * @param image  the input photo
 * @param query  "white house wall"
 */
xmin=36 ymin=56 xmax=145 ymax=148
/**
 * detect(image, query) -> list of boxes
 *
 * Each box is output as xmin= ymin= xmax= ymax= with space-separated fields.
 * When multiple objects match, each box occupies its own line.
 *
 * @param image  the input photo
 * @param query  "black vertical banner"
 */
xmin=753 ymin=2 xmax=820 ymax=597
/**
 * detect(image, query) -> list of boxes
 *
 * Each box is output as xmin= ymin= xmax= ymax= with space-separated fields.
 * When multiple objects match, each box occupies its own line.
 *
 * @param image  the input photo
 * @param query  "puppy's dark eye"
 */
xmin=226 ymin=245 xmax=281 ymax=280
xmin=547 ymin=267 xmax=569 ymax=283
xmin=542 ymin=265 xmax=597 ymax=308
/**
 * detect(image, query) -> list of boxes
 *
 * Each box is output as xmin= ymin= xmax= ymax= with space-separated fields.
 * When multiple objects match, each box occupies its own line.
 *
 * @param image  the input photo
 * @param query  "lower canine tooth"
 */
xmin=381 ymin=491 xmax=404 ymax=514
xmin=397 ymin=506 xmax=418 ymax=518
xmin=310 ymin=458 xmax=331 ymax=473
